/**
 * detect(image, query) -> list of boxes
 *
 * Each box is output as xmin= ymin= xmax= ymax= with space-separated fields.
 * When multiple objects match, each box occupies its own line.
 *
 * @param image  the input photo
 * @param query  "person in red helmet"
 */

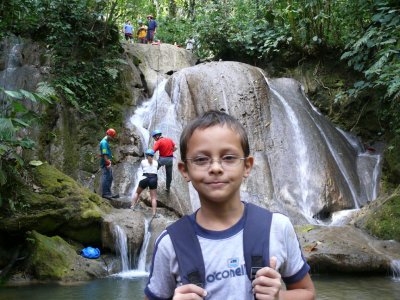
xmin=100 ymin=128 xmax=118 ymax=199
xmin=152 ymin=130 xmax=177 ymax=192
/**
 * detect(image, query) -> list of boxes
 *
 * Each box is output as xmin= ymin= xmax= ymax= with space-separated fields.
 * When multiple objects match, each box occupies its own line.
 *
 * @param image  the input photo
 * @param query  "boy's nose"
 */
xmin=208 ymin=159 xmax=223 ymax=173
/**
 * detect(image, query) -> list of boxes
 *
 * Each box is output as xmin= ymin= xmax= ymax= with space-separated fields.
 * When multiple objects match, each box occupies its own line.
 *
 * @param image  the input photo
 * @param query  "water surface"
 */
xmin=0 ymin=274 xmax=399 ymax=300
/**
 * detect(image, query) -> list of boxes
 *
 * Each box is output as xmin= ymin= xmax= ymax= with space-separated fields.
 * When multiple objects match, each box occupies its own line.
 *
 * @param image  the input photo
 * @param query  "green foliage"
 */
xmin=0 ymin=87 xmax=54 ymax=210
xmin=365 ymin=194 xmax=400 ymax=241
xmin=340 ymin=1 xmax=400 ymax=132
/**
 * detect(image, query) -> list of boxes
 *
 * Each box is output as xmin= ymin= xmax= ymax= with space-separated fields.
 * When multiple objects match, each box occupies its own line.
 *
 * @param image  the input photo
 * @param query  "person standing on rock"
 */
xmin=99 ymin=128 xmax=118 ymax=200
xmin=137 ymin=20 xmax=147 ymax=44
xmin=151 ymin=129 xmax=177 ymax=192
xmin=131 ymin=149 xmax=159 ymax=218
xmin=123 ymin=20 xmax=134 ymax=43
xmin=146 ymin=15 xmax=157 ymax=44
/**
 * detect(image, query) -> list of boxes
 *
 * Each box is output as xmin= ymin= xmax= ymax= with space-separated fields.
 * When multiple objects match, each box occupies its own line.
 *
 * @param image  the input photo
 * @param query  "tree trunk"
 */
xmin=169 ymin=0 xmax=177 ymax=18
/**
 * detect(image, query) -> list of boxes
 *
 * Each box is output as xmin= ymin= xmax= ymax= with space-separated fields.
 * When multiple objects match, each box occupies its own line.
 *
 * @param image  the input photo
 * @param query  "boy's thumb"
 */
xmin=270 ymin=256 xmax=277 ymax=270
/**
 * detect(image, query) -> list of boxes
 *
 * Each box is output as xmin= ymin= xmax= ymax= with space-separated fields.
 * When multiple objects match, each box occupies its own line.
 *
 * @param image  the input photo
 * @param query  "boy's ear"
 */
xmin=243 ymin=156 xmax=254 ymax=178
xmin=178 ymin=161 xmax=190 ymax=181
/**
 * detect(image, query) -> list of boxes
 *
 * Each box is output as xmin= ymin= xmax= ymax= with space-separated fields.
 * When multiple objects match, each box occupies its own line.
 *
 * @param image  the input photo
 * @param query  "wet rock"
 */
xmin=296 ymin=224 xmax=400 ymax=273
xmin=24 ymin=231 xmax=108 ymax=281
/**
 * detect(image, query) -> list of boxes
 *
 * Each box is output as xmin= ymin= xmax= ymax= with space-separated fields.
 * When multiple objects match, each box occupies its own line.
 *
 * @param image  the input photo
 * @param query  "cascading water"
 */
xmin=112 ymin=224 xmax=131 ymax=272
xmin=391 ymin=260 xmax=400 ymax=281
xmin=262 ymin=75 xmax=382 ymax=223
xmin=267 ymin=84 xmax=311 ymax=218
xmin=110 ymin=221 xmax=151 ymax=278
xmin=137 ymin=218 xmax=152 ymax=271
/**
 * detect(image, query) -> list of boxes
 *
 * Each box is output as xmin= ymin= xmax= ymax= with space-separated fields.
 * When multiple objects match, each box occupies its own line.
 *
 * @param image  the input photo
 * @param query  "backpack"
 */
xmin=166 ymin=203 xmax=273 ymax=287
xmin=80 ymin=246 xmax=101 ymax=259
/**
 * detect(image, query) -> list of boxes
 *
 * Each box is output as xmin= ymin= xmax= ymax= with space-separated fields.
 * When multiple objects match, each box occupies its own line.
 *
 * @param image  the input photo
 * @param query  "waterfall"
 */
xmin=137 ymin=218 xmax=152 ymax=271
xmin=110 ymin=221 xmax=151 ymax=278
xmin=112 ymin=225 xmax=131 ymax=272
xmin=337 ymin=128 xmax=382 ymax=202
xmin=268 ymin=85 xmax=311 ymax=217
xmin=391 ymin=260 xmax=400 ymax=281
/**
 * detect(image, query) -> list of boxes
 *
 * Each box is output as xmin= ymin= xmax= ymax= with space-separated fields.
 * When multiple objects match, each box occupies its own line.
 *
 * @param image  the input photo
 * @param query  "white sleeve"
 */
xmin=270 ymin=213 xmax=307 ymax=279
xmin=145 ymin=232 xmax=180 ymax=299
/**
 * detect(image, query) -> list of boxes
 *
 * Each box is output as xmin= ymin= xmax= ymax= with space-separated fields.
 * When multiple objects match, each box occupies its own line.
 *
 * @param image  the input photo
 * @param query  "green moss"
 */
xmin=364 ymin=194 xmax=400 ymax=241
xmin=383 ymin=137 xmax=400 ymax=185
xmin=33 ymin=163 xmax=81 ymax=197
xmin=27 ymin=231 xmax=76 ymax=280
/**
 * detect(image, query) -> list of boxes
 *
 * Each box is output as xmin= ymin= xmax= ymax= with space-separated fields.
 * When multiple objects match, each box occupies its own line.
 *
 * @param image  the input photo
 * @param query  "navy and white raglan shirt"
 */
xmin=145 ymin=202 xmax=310 ymax=300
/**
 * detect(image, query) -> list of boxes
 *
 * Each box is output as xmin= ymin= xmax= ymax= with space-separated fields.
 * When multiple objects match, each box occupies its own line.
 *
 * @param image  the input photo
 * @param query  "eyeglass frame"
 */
xmin=184 ymin=155 xmax=247 ymax=169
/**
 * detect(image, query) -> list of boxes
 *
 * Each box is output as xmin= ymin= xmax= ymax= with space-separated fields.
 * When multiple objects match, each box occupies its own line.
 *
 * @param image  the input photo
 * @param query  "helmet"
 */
xmin=151 ymin=129 xmax=162 ymax=137
xmin=138 ymin=19 xmax=143 ymax=24
xmin=106 ymin=128 xmax=117 ymax=138
xmin=145 ymin=149 xmax=155 ymax=156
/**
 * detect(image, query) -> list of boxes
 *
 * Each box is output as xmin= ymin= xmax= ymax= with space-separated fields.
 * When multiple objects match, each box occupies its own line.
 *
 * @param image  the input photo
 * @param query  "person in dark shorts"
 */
xmin=146 ymin=15 xmax=157 ymax=44
xmin=131 ymin=149 xmax=159 ymax=217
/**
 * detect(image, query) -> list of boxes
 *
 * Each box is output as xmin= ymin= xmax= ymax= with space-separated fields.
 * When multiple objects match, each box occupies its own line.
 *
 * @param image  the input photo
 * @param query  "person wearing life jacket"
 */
xmin=137 ymin=20 xmax=147 ymax=44
xmin=131 ymin=149 xmax=159 ymax=218
xmin=144 ymin=111 xmax=315 ymax=300
xmin=99 ymin=128 xmax=117 ymax=200
xmin=146 ymin=15 xmax=157 ymax=44
xmin=151 ymin=130 xmax=177 ymax=192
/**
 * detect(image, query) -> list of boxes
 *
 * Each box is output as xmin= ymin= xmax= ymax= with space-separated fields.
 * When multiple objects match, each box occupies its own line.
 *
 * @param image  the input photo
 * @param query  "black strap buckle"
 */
xmin=251 ymin=267 xmax=262 ymax=280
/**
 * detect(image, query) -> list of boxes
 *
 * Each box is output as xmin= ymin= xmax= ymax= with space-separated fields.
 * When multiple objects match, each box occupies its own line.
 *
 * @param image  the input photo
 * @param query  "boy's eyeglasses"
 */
xmin=185 ymin=155 xmax=246 ymax=169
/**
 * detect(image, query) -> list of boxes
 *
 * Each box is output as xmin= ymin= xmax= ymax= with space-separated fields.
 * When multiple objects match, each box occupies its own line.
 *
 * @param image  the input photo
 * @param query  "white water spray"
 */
xmin=112 ymin=224 xmax=130 ymax=272
xmin=391 ymin=260 xmax=400 ymax=281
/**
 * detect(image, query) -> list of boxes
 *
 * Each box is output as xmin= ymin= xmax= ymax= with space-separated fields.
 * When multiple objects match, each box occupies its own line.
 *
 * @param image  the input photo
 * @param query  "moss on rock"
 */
xmin=27 ymin=230 xmax=77 ymax=280
xmin=363 ymin=194 xmax=400 ymax=242
xmin=0 ymin=162 xmax=111 ymax=244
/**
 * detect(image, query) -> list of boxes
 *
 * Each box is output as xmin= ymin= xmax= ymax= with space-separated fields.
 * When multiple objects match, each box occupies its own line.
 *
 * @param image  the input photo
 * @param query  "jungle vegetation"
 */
xmin=0 ymin=0 xmax=399 ymax=208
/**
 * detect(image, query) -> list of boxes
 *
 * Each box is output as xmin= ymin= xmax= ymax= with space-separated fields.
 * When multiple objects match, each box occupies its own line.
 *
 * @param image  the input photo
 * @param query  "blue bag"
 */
xmin=81 ymin=246 xmax=101 ymax=259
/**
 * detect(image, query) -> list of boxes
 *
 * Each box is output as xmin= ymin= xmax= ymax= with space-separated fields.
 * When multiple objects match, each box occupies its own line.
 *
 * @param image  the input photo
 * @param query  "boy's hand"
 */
xmin=173 ymin=283 xmax=207 ymax=299
xmin=252 ymin=256 xmax=282 ymax=300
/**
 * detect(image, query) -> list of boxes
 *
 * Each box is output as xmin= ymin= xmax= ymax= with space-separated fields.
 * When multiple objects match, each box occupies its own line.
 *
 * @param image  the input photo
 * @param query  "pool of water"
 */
xmin=0 ymin=273 xmax=399 ymax=300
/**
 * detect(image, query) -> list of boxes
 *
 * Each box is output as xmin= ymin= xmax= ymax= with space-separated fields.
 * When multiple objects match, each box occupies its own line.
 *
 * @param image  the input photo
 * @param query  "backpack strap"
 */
xmin=166 ymin=215 xmax=205 ymax=287
xmin=243 ymin=203 xmax=273 ymax=281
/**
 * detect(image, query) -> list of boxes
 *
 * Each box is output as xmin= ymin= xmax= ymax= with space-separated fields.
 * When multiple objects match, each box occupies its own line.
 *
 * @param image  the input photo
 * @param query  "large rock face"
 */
xmin=0 ymin=163 xmax=112 ymax=244
xmin=129 ymin=61 xmax=381 ymax=223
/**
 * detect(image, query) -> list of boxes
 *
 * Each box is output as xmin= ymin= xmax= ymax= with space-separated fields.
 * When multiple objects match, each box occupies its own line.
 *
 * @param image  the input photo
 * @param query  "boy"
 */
xmin=145 ymin=110 xmax=315 ymax=299
xmin=131 ymin=149 xmax=159 ymax=218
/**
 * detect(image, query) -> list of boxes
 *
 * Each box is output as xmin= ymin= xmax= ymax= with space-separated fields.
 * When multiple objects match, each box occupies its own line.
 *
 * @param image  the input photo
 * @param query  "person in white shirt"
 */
xmin=185 ymin=37 xmax=195 ymax=52
xmin=131 ymin=149 xmax=159 ymax=217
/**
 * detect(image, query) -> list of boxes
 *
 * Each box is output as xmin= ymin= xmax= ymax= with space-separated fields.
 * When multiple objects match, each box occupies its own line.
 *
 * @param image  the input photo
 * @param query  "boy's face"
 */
xmin=178 ymin=125 xmax=253 ymax=205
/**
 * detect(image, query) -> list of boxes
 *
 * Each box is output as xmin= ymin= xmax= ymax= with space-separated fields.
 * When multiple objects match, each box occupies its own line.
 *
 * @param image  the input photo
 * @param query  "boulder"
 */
xmin=296 ymin=224 xmax=400 ymax=273
xmin=0 ymin=162 xmax=112 ymax=244
xmin=24 ymin=231 xmax=108 ymax=281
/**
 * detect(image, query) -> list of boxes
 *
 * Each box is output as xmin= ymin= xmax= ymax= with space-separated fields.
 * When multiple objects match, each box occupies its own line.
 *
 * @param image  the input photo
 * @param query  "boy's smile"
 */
xmin=179 ymin=125 xmax=253 ymax=205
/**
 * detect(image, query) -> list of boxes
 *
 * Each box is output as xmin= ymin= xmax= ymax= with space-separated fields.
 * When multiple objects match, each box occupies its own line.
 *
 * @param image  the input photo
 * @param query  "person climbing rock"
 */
xmin=146 ymin=15 xmax=157 ymax=44
xmin=131 ymin=149 xmax=159 ymax=218
xmin=152 ymin=129 xmax=177 ymax=192
xmin=99 ymin=128 xmax=118 ymax=200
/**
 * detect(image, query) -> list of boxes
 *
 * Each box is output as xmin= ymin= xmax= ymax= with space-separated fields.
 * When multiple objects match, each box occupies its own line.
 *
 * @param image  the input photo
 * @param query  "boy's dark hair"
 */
xmin=180 ymin=110 xmax=250 ymax=161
